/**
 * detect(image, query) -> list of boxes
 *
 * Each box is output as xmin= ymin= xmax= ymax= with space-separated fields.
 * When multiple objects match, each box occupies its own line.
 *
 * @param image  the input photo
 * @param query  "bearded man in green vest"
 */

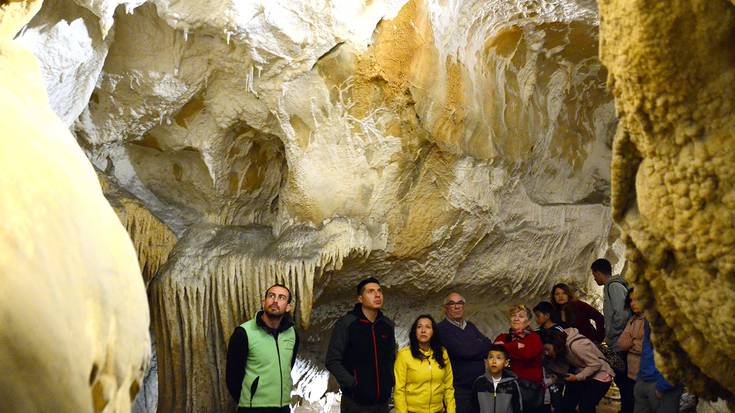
xmin=226 ymin=284 xmax=299 ymax=412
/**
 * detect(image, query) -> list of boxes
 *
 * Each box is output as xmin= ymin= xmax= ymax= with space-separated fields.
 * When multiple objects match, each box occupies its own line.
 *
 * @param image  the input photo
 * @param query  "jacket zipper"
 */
xmin=427 ymin=358 xmax=433 ymax=412
xmin=274 ymin=334 xmax=283 ymax=406
xmin=371 ymin=324 xmax=381 ymax=401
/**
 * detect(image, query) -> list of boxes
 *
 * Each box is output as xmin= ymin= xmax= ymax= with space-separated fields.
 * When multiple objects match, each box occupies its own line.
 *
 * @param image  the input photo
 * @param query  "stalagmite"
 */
xmin=0 ymin=1 xmax=150 ymax=412
xmin=600 ymin=0 xmax=735 ymax=400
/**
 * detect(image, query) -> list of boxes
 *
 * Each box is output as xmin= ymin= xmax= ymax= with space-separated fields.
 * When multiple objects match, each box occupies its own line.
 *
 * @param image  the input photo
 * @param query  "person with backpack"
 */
xmin=546 ymin=327 xmax=614 ymax=413
xmin=494 ymin=305 xmax=544 ymax=413
xmin=591 ymin=258 xmax=633 ymax=413
xmin=471 ymin=344 xmax=522 ymax=413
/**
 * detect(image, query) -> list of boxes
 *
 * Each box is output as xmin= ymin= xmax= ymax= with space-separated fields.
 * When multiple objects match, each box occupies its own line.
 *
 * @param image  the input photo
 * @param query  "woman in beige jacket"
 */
xmin=617 ymin=288 xmax=645 ymax=379
xmin=617 ymin=288 xmax=645 ymax=413
xmin=544 ymin=327 xmax=614 ymax=413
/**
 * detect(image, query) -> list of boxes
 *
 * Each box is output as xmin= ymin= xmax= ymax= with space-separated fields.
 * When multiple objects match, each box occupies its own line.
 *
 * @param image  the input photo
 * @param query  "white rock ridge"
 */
xmin=0 ymin=1 xmax=151 ymax=412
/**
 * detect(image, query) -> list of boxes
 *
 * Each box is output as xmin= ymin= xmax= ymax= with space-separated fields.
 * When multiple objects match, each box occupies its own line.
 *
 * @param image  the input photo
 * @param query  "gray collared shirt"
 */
xmin=445 ymin=317 xmax=467 ymax=330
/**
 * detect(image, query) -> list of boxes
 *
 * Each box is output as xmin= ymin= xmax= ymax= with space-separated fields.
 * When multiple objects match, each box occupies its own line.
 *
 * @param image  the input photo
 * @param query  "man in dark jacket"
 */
xmin=437 ymin=292 xmax=493 ymax=413
xmin=325 ymin=277 xmax=396 ymax=413
xmin=225 ymin=284 xmax=299 ymax=413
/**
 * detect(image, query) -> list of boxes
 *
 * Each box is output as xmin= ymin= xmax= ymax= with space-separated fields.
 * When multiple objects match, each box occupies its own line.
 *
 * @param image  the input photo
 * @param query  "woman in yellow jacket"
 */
xmin=394 ymin=314 xmax=456 ymax=413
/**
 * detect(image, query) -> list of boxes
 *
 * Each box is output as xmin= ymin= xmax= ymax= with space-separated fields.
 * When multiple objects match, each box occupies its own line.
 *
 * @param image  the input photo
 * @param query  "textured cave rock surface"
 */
xmin=100 ymin=174 xmax=177 ymax=287
xmin=0 ymin=1 xmax=150 ymax=412
xmin=600 ymin=0 xmax=735 ymax=401
xmin=14 ymin=0 xmax=631 ymax=411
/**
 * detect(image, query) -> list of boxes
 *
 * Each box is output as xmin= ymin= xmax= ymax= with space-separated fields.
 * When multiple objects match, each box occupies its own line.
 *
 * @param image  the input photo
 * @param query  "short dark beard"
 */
xmin=263 ymin=310 xmax=284 ymax=320
xmin=261 ymin=309 xmax=285 ymax=330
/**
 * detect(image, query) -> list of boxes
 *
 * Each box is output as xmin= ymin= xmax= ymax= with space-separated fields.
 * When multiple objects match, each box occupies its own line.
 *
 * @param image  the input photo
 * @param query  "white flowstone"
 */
xmin=0 ymin=2 xmax=150 ymax=411
xmin=15 ymin=0 xmax=111 ymax=126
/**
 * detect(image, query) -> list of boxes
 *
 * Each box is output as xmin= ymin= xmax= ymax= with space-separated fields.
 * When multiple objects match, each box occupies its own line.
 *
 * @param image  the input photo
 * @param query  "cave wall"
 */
xmin=9 ymin=0 xmax=632 ymax=411
xmin=599 ymin=0 xmax=735 ymax=400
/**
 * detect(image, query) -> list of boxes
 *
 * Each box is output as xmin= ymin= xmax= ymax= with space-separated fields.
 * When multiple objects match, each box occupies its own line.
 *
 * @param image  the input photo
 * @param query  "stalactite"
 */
xmin=99 ymin=174 xmax=177 ymax=287
xmin=151 ymin=220 xmax=373 ymax=412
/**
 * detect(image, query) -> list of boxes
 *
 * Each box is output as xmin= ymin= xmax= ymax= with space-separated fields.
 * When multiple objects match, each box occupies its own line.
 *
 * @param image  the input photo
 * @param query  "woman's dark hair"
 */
xmin=624 ymin=287 xmax=635 ymax=311
xmin=540 ymin=329 xmax=568 ymax=359
xmin=409 ymin=314 xmax=446 ymax=368
xmin=550 ymin=283 xmax=577 ymax=327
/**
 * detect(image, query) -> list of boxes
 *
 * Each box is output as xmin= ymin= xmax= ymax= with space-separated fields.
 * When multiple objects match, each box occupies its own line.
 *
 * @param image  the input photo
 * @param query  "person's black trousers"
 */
xmin=340 ymin=395 xmax=389 ymax=413
xmin=614 ymin=352 xmax=635 ymax=413
xmin=454 ymin=386 xmax=479 ymax=413
xmin=562 ymin=379 xmax=612 ymax=413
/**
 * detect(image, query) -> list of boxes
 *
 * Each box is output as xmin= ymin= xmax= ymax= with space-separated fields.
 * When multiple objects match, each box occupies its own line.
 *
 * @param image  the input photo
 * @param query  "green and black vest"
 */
xmin=238 ymin=318 xmax=296 ymax=408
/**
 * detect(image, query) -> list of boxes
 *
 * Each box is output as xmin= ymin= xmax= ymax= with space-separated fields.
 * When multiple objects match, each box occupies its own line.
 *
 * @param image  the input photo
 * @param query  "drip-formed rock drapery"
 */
xmin=600 ymin=0 xmax=735 ymax=401
xmin=100 ymin=175 xmax=177 ymax=287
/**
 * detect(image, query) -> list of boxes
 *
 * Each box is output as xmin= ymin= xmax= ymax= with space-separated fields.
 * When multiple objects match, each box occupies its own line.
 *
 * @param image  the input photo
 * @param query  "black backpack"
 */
xmin=517 ymin=379 xmax=544 ymax=412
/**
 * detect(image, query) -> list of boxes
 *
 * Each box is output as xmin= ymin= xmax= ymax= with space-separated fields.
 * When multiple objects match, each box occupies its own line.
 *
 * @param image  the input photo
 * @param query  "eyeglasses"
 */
xmin=445 ymin=301 xmax=465 ymax=306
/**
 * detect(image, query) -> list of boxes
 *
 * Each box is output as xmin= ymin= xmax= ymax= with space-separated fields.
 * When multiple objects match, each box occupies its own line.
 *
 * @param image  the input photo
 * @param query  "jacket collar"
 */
xmin=351 ymin=302 xmax=384 ymax=323
xmin=484 ymin=368 xmax=518 ymax=383
xmin=419 ymin=347 xmax=433 ymax=357
xmin=255 ymin=310 xmax=294 ymax=334
xmin=508 ymin=328 xmax=532 ymax=340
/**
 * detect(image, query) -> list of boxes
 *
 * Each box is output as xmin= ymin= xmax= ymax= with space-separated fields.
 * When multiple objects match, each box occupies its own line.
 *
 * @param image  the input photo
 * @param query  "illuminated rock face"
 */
xmin=15 ymin=0 xmax=624 ymax=411
xmin=0 ymin=1 xmax=151 ymax=412
xmin=599 ymin=0 xmax=735 ymax=400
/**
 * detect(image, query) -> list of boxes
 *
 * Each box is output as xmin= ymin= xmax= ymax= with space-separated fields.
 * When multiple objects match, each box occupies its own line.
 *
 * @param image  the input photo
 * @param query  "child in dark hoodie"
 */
xmin=472 ymin=344 xmax=522 ymax=413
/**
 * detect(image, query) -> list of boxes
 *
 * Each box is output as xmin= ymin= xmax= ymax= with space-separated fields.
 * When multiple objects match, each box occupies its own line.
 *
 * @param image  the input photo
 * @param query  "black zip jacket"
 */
xmin=471 ymin=369 xmax=522 ymax=413
xmin=225 ymin=312 xmax=300 ymax=410
xmin=325 ymin=303 xmax=396 ymax=405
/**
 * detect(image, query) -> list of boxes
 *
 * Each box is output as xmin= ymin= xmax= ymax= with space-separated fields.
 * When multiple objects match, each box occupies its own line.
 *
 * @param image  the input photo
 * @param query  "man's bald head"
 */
xmin=444 ymin=292 xmax=466 ymax=322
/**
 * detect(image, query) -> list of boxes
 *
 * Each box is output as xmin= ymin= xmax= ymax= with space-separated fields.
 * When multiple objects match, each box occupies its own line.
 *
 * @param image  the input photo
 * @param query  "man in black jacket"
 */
xmin=325 ymin=277 xmax=396 ymax=413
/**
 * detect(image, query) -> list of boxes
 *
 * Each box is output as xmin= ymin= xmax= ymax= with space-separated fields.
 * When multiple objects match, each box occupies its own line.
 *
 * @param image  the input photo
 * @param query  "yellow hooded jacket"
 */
xmin=394 ymin=347 xmax=456 ymax=413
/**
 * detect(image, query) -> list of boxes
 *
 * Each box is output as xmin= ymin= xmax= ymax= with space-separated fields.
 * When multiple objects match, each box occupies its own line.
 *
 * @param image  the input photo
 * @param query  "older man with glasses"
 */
xmin=436 ymin=292 xmax=493 ymax=413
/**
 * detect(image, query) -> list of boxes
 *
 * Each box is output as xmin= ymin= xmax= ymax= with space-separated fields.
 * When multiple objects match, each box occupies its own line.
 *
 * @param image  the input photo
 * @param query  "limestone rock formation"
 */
xmin=0 ymin=1 xmax=151 ymax=411
xmin=16 ymin=0 xmax=628 ymax=411
xmin=600 ymin=0 xmax=735 ymax=400
xmin=100 ymin=174 xmax=177 ymax=287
